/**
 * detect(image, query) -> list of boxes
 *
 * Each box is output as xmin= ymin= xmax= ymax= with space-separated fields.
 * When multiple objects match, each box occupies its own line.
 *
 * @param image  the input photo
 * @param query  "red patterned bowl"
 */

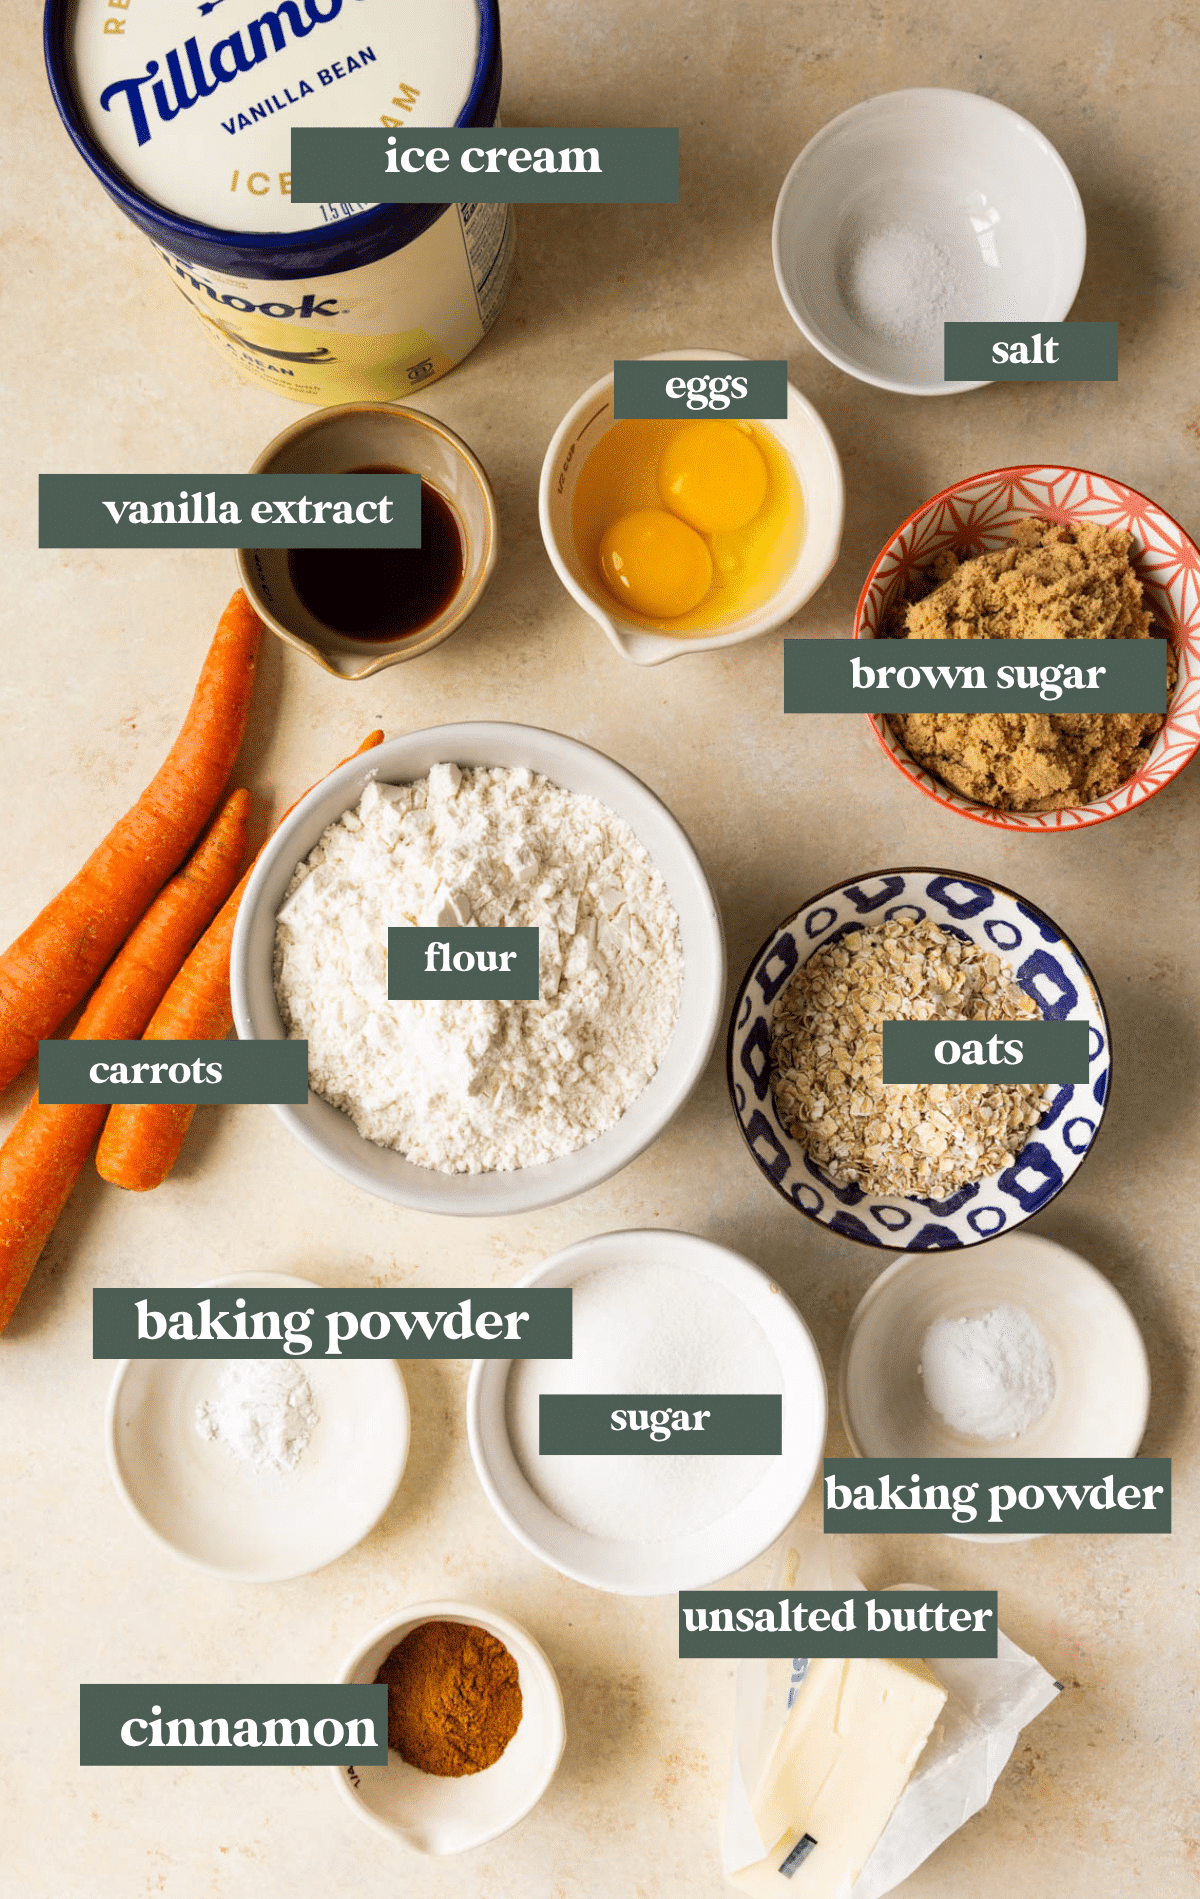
xmin=854 ymin=465 xmax=1200 ymax=832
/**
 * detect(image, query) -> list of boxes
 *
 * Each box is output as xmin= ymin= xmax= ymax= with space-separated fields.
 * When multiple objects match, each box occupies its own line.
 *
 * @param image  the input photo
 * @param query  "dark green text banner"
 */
xmin=824 ymin=1459 xmax=1171 ymax=1534
xmin=40 ymin=1040 xmax=309 ymax=1105
xmin=538 ymin=1394 xmax=782 ymax=1454
xmin=80 ymin=1686 xmax=387 ymax=1766
xmin=880 ymin=1020 xmax=1091 ymax=1084
xmin=290 ymin=128 xmax=679 ymax=204
xmin=678 ymin=1591 xmax=998 ymax=1658
xmin=944 ymin=322 xmax=1118 ymax=381
xmin=93 ymin=1288 xmax=572 ymax=1360
xmin=388 ymin=927 xmax=540 ymax=1000
xmin=613 ymin=360 xmax=787 ymax=419
xmin=39 ymin=475 xmax=420 ymax=549
xmin=784 ymin=637 xmax=1167 ymax=713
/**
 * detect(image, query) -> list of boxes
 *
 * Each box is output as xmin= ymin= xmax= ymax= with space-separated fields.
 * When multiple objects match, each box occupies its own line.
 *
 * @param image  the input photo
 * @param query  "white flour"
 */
xmin=274 ymin=764 xmax=684 ymax=1172
xmin=919 ymin=1305 xmax=1056 ymax=1440
xmin=196 ymin=1362 xmax=319 ymax=1477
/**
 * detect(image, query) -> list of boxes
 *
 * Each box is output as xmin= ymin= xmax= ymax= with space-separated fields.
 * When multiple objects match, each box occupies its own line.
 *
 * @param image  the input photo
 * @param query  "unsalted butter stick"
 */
xmin=729 ymin=1655 xmax=947 ymax=1896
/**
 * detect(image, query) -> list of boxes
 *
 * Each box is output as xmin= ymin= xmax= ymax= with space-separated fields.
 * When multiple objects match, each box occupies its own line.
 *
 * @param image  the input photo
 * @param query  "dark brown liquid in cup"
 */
xmin=287 ymin=466 xmax=464 ymax=642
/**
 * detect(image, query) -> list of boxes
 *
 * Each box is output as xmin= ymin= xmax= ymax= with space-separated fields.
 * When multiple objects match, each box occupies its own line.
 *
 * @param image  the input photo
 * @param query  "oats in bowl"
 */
xmin=769 ymin=916 xmax=1049 ymax=1198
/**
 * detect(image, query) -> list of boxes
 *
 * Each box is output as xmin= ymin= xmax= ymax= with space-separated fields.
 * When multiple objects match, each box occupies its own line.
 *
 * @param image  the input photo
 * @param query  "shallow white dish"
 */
xmin=467 ymin=1229 xmax=828 ymax=1595
xmin=839 ymin=1234 xmax=1150 ymax=1538
xmin=539 ymin=348 xmax=843 ymax=664
xmin=772 ymin=89 xmax=1086 ymax=395
xmin=332 ymin=1600 xmax=565 ymax=1855
xmin=230 ymin=724 xmax=725 ymax=1215
xmin=105 ymin=1273 xmax=409 ymax=1582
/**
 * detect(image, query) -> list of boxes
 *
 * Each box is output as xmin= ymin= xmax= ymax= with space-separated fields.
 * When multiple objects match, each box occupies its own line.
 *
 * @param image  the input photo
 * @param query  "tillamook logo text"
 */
xmin=99 ymin=0 xmax=355 ymax=147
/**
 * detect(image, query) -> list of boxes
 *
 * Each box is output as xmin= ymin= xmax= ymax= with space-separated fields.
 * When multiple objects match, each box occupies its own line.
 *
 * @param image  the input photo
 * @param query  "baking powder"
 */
xmin=919 ymin=1305 xmax=1056 ymax=1440
xmin=195 ymin=1362 xmax=319 ymax=1477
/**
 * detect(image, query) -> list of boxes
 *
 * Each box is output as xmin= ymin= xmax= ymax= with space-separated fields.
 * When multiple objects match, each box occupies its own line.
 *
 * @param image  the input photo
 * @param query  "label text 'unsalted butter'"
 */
xmin=678 ymin=1591 xmax=998 ymax=1657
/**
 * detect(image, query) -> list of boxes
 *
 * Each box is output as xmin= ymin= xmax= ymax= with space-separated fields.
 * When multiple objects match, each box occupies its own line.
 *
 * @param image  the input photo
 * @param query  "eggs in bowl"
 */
xmin=572 ymin=418 xmax=804 ymax=633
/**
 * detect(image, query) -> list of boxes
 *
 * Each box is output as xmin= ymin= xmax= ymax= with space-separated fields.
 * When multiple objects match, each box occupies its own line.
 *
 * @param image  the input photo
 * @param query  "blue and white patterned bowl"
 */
xmin=726 ymin=869 xmax=1110 ymax=1251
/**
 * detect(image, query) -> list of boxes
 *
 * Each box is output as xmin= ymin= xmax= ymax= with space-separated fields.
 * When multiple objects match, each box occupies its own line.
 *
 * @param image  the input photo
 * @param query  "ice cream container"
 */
xmin=45 ymin=0 xmax=513 ymax=404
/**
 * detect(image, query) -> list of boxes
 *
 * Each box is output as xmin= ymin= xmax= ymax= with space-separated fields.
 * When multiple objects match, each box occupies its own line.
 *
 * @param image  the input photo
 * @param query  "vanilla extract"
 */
xmin=287 ymin=466 xmax=464 ymax=640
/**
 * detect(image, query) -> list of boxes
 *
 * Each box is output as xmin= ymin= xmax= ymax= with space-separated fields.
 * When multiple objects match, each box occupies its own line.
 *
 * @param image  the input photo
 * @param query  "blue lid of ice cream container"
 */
xmin=45 ymin=0 xmax=502 ymax=278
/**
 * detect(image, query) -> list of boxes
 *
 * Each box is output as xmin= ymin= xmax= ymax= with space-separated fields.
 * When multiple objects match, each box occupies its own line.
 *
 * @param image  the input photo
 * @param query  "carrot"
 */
xmin=0 ymin=592 xmax=262 ymax=1092
xmin=0 ymin=789 xmax=250 ymax=1335
xmin=96 ymin=732 xmax=384 ymax=1194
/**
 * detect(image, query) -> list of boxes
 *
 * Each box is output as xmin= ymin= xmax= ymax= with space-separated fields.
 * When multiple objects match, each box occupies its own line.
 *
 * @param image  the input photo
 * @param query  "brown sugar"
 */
xmin=883 ymin=518 xmax=1172 ymax=811
xmin=374 ymin=1619 xmax=522 ymax=1777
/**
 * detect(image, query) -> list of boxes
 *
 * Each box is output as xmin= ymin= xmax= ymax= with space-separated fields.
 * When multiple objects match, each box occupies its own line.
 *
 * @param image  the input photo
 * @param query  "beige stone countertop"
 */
xmin=4 ymin=1 xmax=1198 ymax=1894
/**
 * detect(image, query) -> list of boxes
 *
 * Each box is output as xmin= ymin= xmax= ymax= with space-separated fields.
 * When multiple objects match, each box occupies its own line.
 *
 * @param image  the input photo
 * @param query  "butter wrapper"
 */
xmin=722 ymin=1534 xmax=1062 ymax=1896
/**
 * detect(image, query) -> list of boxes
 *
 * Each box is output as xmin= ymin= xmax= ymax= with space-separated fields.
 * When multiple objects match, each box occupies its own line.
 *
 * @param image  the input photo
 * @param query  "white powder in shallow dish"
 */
xmin=918 ymin=1305 xmax=1056 ymax=1440
xmin=274 ymin=764 xmax=684 ymax=1174
xmin=195 ymin=1362 xmax=319 ymax=1478
xmin=506 ymin=1259 xmax=783 ymax=1543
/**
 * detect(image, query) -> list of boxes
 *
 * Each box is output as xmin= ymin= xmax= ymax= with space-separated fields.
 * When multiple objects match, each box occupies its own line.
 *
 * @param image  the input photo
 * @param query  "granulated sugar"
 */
xmin=919 ymin=1305 xmax=1056 ymax=1440
xmin=841 ymin=223 xmax=960 ymax=347
xmin=506 ymin=1258 xmax=781 ymax=1542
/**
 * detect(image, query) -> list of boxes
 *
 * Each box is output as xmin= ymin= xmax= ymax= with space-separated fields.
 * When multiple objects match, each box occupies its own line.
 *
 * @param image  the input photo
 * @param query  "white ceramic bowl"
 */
xmin=840 ymin=1232 xmax=1150 ymax=1466
xmin=467 ymin=1229 xmax=828 ymax=1595
xmin=539 ymin=348 xmax=844 ymax=664
xmin=230 ymin=725 xmax=725 ymax=1215
xmin=773 ymin=89 xmax=1086 ymax=395
xmin=105 ymin=1273 xmax=409 ymax=1582
xmin=331 ymin=1600 xmax=565 ymax=1854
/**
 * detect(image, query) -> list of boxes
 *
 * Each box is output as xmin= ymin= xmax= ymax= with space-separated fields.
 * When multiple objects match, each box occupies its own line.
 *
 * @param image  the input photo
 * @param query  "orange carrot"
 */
xmin=96 ymin=732 xmax=384 ymax=1194
xmin=0 ymin=789 xmax=250 ymax=1334
xmin=0 ymin=592 xmax=262 ymax=1091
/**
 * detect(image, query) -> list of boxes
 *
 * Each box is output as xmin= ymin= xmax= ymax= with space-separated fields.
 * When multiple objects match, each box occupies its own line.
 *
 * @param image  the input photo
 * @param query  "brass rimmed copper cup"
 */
xmin=237 ymin=402 xmax=499 ymax=681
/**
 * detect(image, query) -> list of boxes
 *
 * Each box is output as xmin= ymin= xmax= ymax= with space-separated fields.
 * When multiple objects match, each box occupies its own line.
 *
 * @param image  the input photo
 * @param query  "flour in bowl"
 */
xmin=273 ymin=764 xmax=684 ymax=1172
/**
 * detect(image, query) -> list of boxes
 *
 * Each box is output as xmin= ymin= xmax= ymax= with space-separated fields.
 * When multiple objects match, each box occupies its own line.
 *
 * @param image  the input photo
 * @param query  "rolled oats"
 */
xmin=769 ymin=916 xmax=1049 ymax=1197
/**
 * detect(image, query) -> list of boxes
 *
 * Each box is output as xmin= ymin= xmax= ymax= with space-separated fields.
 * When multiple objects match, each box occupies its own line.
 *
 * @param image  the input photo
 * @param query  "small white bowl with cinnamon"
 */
xmin=331 ymin=1600 xmax=565 ymax=1854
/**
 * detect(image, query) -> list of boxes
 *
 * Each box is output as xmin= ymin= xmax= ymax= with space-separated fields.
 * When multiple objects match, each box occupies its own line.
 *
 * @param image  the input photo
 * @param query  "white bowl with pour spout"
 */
xmin=331 ymin=1599 xmax=565 ymax=1854
xmin=538 ymin=349 xmax=844 ymax=665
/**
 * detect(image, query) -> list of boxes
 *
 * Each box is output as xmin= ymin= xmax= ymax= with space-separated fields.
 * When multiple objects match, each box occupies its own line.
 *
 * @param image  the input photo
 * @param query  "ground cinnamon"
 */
xmin=374 ymin=1619 xmax=522 ymax=1777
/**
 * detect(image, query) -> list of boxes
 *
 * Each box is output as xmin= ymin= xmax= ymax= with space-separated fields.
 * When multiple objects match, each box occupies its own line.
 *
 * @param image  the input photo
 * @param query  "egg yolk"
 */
xmin=657 ymin=420 xmax=769 ymax=535
xmin=599 ymin=508 xmax=713 ymax=618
